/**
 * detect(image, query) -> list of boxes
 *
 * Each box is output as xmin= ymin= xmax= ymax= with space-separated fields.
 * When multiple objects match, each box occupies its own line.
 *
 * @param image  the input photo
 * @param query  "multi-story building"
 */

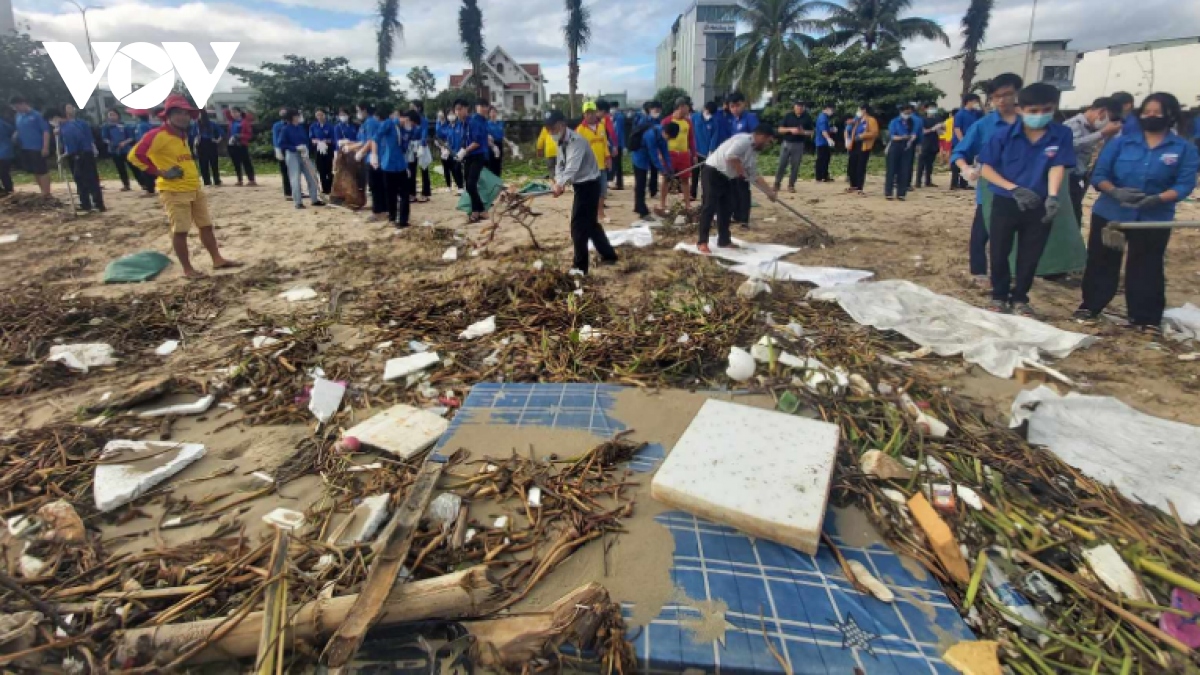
xmin=917 ymin=40 xmax=1079 ymax=109
xmin=448 ymin=47 xmax=548 ymax=114
xmin=655 ymin=0 xmax=738 ymax=106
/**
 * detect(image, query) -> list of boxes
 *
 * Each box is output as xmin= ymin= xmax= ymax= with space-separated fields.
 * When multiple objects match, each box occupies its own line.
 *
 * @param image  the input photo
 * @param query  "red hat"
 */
xmin=158 ymin=94 xmax=200 ymax=120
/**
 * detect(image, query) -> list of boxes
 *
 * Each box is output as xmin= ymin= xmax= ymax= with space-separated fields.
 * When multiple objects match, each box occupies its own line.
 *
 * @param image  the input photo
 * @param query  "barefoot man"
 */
xmin=127 ymin=94 xmax=241 ymax=279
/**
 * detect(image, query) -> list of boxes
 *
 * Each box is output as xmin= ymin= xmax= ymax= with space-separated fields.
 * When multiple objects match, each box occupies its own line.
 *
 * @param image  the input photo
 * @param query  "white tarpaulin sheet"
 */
xmin=675 ymin=237 xmax=800 ymax=265
xmin=594 ymin=226 xmax=653 ymax=250
xmin=1164 ymin=303 xmax=1200 ymax=341
xmin=728 ymin=260 xmax=874 ymax=288
xmin=1011 ymin=386 xmax=1200 ymax=524
xmin=809 ymin=280 xmax=1095 ymax=378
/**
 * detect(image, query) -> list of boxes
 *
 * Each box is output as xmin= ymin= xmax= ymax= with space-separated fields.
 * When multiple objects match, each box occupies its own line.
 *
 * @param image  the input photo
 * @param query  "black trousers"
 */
xmin=884 ymin=144 xmax=912 ymax=198
xmin=990 ymin=195 xmax=1051 ymax=304
xmin=698 ymin=166 xmax=735 ymax=247
xmin=110 ymin=152 xmax=131 ymax=189
xmin=132 ymin=164 xmax=156 ymax=194
xmin=488 ymin=144 xmax=503 ymax=178
xmin=197 ymin=139 xmax=221 ymax=186
xmin=1068 ymin=174 xmax=1087 ymax=227
xmin=950 ymin=163 xmax=969 ymax=189
xmin=70 ymin=151 xmax=104 ymax=210
xmin=278 ymin=159 xmax=292 ymax=196
xmin=368 ymin=167 xmax=386 ymax=214
xmin=408 ymin=160 xmax=431 ymax=197
xmin=441 ymin=158 xmax=464 ymax=189
xmin=1081 ymin=213 xmax=1172 ymax=326
xmin=383 ymin=169 xmax=412 ymax=225
xmin=0 ymin=158 xmax=13 ymax=193
xmin=634 ymin=166 xmax=651 ymax=217
xmin=847 ymin=141 xmax=870 ymax=190
xmin=464 ymin=154 xmax=486 ymax=213
xmin=649 ymin=164 xmax=658 ymax=198
xmin=228 ymin=144 xmax=255 ymax=182
xmin=969 ymin=204 xmax=988 ymax=276
xmin=570 ymin=178 xmax=617 ymax=273
xmin=917 ymin=147 xmax=937 ymax=186
xmin=733 ymin=177 xmax=751 ymax=224
xmin=815 ymin=146 xmax=832 ymax=181
xmin=690 ymin=154 xmax=705 ymax=198
xmin=612 ymin=148 xmax=624 ymax=189
xmin=315 ymin=150 xmax=333 ymax=194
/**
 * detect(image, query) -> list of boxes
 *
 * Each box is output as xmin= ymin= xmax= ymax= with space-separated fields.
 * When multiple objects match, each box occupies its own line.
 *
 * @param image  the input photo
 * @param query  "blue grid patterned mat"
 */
xmin=438 ymin=383 xmax=974 ymax=674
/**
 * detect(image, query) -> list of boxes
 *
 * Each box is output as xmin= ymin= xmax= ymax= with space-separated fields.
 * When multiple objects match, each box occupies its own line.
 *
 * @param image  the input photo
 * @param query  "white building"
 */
xmin=1 ymin=0 xmax=13 ymax=35
xmin=207 ymin=86 xmax=258 ymax=116
xmin=655 ymin=0 xmax=738 ymax=106
xmin=448 ymin=47 xmax=547 ymax=114
xmin=918 ymin=40 xmax=1079 ymax=109
xmin=1061 ymin=37 xmax=1200 ymax=111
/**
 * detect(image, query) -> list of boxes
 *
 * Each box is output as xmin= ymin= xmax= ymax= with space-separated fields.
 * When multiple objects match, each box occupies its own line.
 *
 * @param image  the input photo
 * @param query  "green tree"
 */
xmin=653 ymin=86 xmax=691 ymax=107
xmin=458 ymin=0 xmax=486 ymax=99
xmin=769 ymin=45 xmax=942 ymax=127
xmin=0 ymin=32 xmax=71 ymax=110
xmin=564 ymin=0 xmax=592 ymax=118
xmin=376 ymin=0 xmax=403 ymax=73
xmin=407 ymin=66 xmax=437 ymax=103
xmin=430 ymin=87 xmax=477 ymax=116
xmin=959 ymin=0 xmax=993 ymax=100
xmin=820 ymin=0 xmax=949 ymax=52
xmin=228 ymin=55 xmax=395 ymax=115
xmin=717 ymin=0 xmax=834 ymax=104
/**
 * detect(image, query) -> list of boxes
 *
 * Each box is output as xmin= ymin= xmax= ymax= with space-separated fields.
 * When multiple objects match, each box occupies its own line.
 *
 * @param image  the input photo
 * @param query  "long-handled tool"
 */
xmin=1102 ymin=220 xmax=1200 ymax=251
xmin=53 ymin=131 xmax=80 ymax=219
xmin=749 ymin=181 xmax=833 ymax=241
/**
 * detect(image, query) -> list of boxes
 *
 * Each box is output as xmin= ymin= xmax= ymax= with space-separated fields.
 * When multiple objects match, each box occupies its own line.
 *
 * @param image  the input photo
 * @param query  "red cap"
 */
xmin=158 ymin=94 xmax=200 ymax=120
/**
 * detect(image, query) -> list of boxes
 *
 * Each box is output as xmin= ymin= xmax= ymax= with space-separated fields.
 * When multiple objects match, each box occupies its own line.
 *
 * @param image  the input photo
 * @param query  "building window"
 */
xmin=533 ymin=93 xmax=539 ymax=106
xmin=1041 ymin=65 xmax=1070 ymax=82
xmin=696 ymin=5 xmax=738 ymax=23
xmin=497 ymin=63 xmax=504 ymax=74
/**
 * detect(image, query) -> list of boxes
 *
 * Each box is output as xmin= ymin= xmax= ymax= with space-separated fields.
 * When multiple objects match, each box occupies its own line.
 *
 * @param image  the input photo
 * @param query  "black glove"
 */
xmin=161 ymin=166 xmax=184 ymax=180
xmin=1107 ymin=187 xmax=1146 ymax=205
xmin=1132 ymin=194 xmax=1164 ymax=210
xmin=1042 ymin=196 xmax=1060 ymax=224
xmin=1012 ymin=186 xmax=1042 ymax=211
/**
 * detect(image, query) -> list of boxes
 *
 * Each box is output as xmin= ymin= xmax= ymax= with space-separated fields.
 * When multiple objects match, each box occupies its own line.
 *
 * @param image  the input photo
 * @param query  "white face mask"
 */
xmin=338 ymin=114 xmax=349 ymax=123
xmin=901 ymin=112 xmax=912 ymax=120
xmin=356 ymin=112 xmax=365 ymax=121
xmin=650 ymin=111 xmax=661 ymax=119
xmin=298 ymin=116 xmax=305 ymax=123
xmin=448 ymin=114 xmax=457 ymax=122
xmin=855 ymin=111 xmax=864 ymax=119
xmin=702 ymin=112 xmax=712 ymax=121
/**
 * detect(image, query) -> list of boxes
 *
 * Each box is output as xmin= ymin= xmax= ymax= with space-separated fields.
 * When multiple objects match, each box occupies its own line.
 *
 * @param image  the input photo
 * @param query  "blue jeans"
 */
xmin=285 ymin=151 xmax=319 ymax=206
xmin=969 ymin=204 xmax=988 ymax=276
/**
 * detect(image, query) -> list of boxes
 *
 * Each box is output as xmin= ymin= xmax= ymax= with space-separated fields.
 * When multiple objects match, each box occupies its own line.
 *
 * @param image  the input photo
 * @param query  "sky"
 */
xmin=13 ymin=0 xmax=1200 ymax=101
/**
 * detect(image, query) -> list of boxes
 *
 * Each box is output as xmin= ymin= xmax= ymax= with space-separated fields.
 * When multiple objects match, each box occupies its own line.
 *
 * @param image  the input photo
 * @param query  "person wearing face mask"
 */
xmin=690 ymin=102 xmax=718 ymax=199
xmin=372 ymin=108 xmax=416 ymax=228
xmin=846 ymin=104 xmax=878 ymax=195
xmin=1063 ymin=97 xmax=1122 ymax=225
xmin=356 ymin=106 xmax=387 ymax=221
xmin=716 ymin=92 xmax=758 ymax=226
xmin=813 ymin=103 xmax=836 ymax=183
xmin=436 ymin=108 xmax=465 ymax=192
xmin=544 ymin=110 xmax=619 ymax=274
xmin=775 ymin=100 xmax=812 ymax=194
xmin=978 ymin=83 xmax=1076 ymax=317
xmin=951 ymin=95 xmax=983 ymax=189
xmin=101 ymin=109 xmax=133 ymax=192
xmin=1077 ymin=92 xmax=1198 ymax=329
xmin=49 ymin=105 xmax=104 ymax=212
xmin=279 ymin=109 xmax=324 ymax=210
xmin=333 ymin=108 xmax=358 ymax=149
xmin=916 ymin=102 xmax=945 ymax=188
xmin=223 ymin=107 xmax=257 ymax=187
xmin=408 ymin=101 xmax=432 ymax=202
xmin=884 ymin=103 xmax=917 ymax=201
xmin=270 ymin=108 xmax=296 ymax=199
xmin=308 ymin=109 xmax=335 ymax=197
xmin=457 ymin=99 xmax=491 ymax=223
xmin=330 ymin=107 xmax=364 ymax=209
xmin=576 ymin=102 xmax=612 ymax=223
xmin=636 ymin=101 xmax=664 ymax=198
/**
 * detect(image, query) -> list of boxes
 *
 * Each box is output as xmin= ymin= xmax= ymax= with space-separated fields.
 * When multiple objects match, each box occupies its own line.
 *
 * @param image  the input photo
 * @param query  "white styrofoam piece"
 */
xmin=336 ymin=494 xmax=391 ymax=545
xmin=0 ymin=234 xmax=19 ymax=245
xmin=651 ymin=400 xmax=840 ymax=555
xmin=442 ymin=246 xmax=458 ymax=261
xmin=47 ymin=344 xmax=116 ymax=373
xmin=308 ymin=377 xmax=346 ymax=424
xmin=155 ymin=340 xmax=179 ymax=356
xmin=137 ymin=395 xmax=216 ymax=419
xmin=383 ymin=352 xmax=440 ymax=381
xmin=251 ymin=336 xmax=280 ymax=349
xmin=261 ymin=508 xmax=305 ymax=531
xmin=342 ymin=404 xmax=449 ymax=459
xmin=1082 ymin=544 xmax=1153 ymax=602
xmin=94 ymin=440 xmax=206 ymax=512
xmin=459 ymin=316 xmax=496 ymax=340
xmin=278 ymin=287 xmax=319 ymax=302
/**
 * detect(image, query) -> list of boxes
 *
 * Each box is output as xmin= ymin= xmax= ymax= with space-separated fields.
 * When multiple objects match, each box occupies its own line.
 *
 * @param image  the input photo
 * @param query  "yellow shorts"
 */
xmin=159 ymin=190 xmax=213 ymax=234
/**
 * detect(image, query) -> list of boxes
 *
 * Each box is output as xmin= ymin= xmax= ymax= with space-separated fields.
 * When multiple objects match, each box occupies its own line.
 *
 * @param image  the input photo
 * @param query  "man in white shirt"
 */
xmin=698 ymin=126 xmax=778 ymax=253
xmin=546 ymin=110 xmax=618 ymax=274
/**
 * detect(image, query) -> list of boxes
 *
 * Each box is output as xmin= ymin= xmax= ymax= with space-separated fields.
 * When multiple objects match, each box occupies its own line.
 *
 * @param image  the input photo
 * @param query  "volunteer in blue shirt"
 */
xmin=884 ymin=103 xmax=917 ymax=201
xmin=130 ymin=111 xmax=159 ymax=195
xmin=373 ymin=108 xmax=416 ymax=228
xmin=435 ymin=109 xmax=465 ymax=191
xmin=407 ymin=101 xmax=432 ymax=202
xmin=611 ymin=104 xmax=627 ymax=191
xmin=689 ymin=102 xmax=716 ymax=199
xmin=223 ymin=107 xmax=257 ymax=187
xmin=10 ymin=95 xmax=53 ymax=197
xmin=101 ymin=110 xmax=133 ymax=191
xmin=1109 ymin=92 xmax=1138 ymax=134
xmin=356 ymin=104 xmax=386 ymax=220
xmin=333 ymin=108 xmax=358 ymax=149
xmin=485 ymin=105 xmax=505 ymax=179
xmin=906 ymin=105 xmax=925 ymax=190
xmin=308 ymin=109 xmax=335 ymax=196
xmin=915 ymin=102 xmax=944 ymax=188
xmin=718 ymin=92 xmax=758 ymax=225
xmin=279 ymin=109 xmax=324 ymax=210
xmin=951 ymin=95 xmax=983 ymax=189
xmin=1191 ymin=111 xmax=1200 ymax=154
xmin=814 ymin=103 xmax=835 ymax=182
xmin=978 ymin=82 xmax=1076 ymax=318
xmin=271 ymin=107 xmax=293 ymax=199
xmin=190 ymin=110 xmax=224 ymax=188
xmin=632 ymin=120 xmax=675 ymax=219
xmin=50 ymin=105 xmax=105 ymax=212
xmin=457 ymin=99 xmax=491 ymax=223
xmin=951 ymin=72 xmax=1024 ymax=284
xmin=0 ymin=111 xmax=13 ymax=196
xmin=1078 ymin=92 xmax=1199 ymax=329
xmin=638 ymin=101 xmax=664 ymax=198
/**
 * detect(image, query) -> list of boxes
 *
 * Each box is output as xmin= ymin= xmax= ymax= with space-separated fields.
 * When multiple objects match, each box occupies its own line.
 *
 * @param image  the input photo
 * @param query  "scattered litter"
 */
xmin=729 ymin=260 xmax=873 ymax=288
xmin=942 ymin=640 xmax=1002 ymax=675
xmin=532 ymin=260 xmax=545 ymax=271
xmin=1179 ymin=353 xmax=1200 ymax=362
xmin=675 ymin=237 xmax=800 ymax=265
xmin=1161 ymin=589 xmax=1200 ymax=649
xmin=408 ymin=340 xmax=430 ymax=353
xmin=251 ymin=471 xmax=275 ymax=485
xmin=848 ymin=373 xmax=872 ymax=396
xmin=278 ymin=287 xmax=319 ymax=303
xmin=308 ymin=378 xmax=346 ymax=424
xmin=37 ymin=501 xmax=86 ymax=543
xmin=847 ymin=560 xmax=894 ymax=603
xmin=785 ymin=321 xmax=805 ymax=337
xmin=261 ymin=508 xmax=305 ymax=531
xmin=899 ymin=392 xmax=949 ymax=437
xmin=459 ymin=315 xmax=496 ymax=340
xmin=725 ymin=347 xmax=755 ymax=382
xmin=597 ymin=226 xmax=653 ymax=249
xmin=103 ymin=250 xmax=171 ymax=283
xmin=860 ymin=450 xmax=912 ymax=481
xmin=1163 ymin=303 xmax=1200 ymax=341
xmin=383 ymin=352 xmax=440 ymax=381
xmin=1082 ymin=544 xmax=1153 ymax=602
xmin=1020 ymin=570 xmax=1063 ymax=604
xmin=47 ymin=343 xmax=117 ymax=373
xmin=426 ymin=493 xmax=461 ymax=527
xmin=0 ymin=233 xmax=19 ymax=244
xmin=442 ymin=246 xmax=458 ymax=261
xmin=94 ymin=440 xmax=206 ymax=512
xmin=929 ymin=483 xmax=956 ymax=513
xmin=956 ymin=486 xmax=984 ymax=511
xmin=981 ymin=555 xmax=1047 ymax=635
xmin=137 ymin=394 xmax=215 ymax=419
xmin=908 ymin=493 xmax=970 ymax=583
xmin=736 ymin=278 xmax=771 ymax=299
xmin=154 ymin=340 xmax=179 ymax=356
xmin=251 ymin=336 xmax=280 ymax=349
xmin=527 ymin=486 xmax=542 ymax=507
xmin=337 ymin=494 xmax=391 ymax=544
xmin=578 ymin=325 xmax=601 ymax=342
xmin=493 ymin=516 xmax=509 ymax=530
xmin=341 ymin=404 xmax=449 ymax=459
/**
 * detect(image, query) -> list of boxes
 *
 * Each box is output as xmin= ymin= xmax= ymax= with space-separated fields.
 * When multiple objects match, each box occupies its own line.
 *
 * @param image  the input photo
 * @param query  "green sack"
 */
xmin=455 ymin=168 xmax=505 ymax=213
xmin=518 ymin=182 xmax=552 ymax=195
xmin=103 ymin=251 xmax=172 ymax=284
xmin=982 ymin=174 xmax=1087 ymax=276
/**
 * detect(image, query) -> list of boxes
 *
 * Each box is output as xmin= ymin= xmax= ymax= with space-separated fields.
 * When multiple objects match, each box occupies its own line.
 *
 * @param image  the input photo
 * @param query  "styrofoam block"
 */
xmin=383 ymin=352 xmax=440 ymax=381
xmin=94 ymin=440 xmax=206 ymax=512
xmin=651 ymin=400 xmax=840 ymax=555
xmin=336 ymin=494 xmax=391 ymax=545
xmin=279 ymin=287 xmax=319 ymax=302
xmin=308 ymin=377 xmax=346 ymax=424
xmin=342 ymin=404 xmax=449 ymax=459
xmin=47 ymin=344 xmax=117 ymax=373
xmin=137 ymin=395 xmax=216 ymax=418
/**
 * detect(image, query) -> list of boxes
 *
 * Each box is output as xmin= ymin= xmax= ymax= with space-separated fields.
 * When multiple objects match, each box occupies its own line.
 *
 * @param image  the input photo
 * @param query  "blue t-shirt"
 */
xmin=59 ymin=119 xmax=94 ymax=155
xmin=952 ymin=108 xmax=981 ymax=147
xmin=486 ymin=119 xmax=504 ymax=142
xmin=887 ymin=116 xmax=916 ymax=142
xmin=333 ymin=121 xmax=358 ymax=145
xmin=133 ymin=120 xmax=154 ymax=143
xmin=466 ymin=113 xmax=489 ymax=157
xmin=15 ymin=110 xmax=51 ymax=151
xmin=279 ymin=123 xmax=310 ymax=150
xmin=1092 ymin=130 xmax=1199 ymax=223
xmin=951 ymin=111 xmax=1018 ymax=205
xmin=980 ymin=120 xmax=1076 ymax=199
xmin=374 ymin=119 xmax=411 ymax=172
xmin=0 ymin=118 xmax=16 ymax=160
xmin=271 ymin=120 xmax=290 ymax=148
xmin=815 ymin=113 xmax=831 ymax=148
xmin=309 ymin=120 xmax=335 ymax=143
xmin=101 ymin=122 xmax=129 ymax=154
xmin=632 ymin=126 xmax=668 ymax=172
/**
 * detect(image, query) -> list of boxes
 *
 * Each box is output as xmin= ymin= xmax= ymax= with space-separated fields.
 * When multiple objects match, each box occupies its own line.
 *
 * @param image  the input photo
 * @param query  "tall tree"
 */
xmin=563 ymin=0 xmax=592 ymax=119
xmin=717 ymin=0 xmax=834 ymax=103
xmin=229 ymin=55 xmax=395 ymax=117
xmin=458 ymin=0 xmax=486 ymax=100
xmin=376 ymin=0 xmax=403 ymax=74
xmin=653 ymin=86 xmax=691 ymax=107
xmin=819 ymin=0 xmax=949 ymax=52
xmin=959 ymin=0 xmax=993 ymax=99
xmin=407 ymin=66 xmax=437 ymax=103
xmin=0 ymin=32 xmax=71 ymax=109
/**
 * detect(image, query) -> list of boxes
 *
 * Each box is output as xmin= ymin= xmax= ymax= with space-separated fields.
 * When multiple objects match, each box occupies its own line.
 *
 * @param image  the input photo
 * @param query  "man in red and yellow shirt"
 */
xmin=661 ymin=97 xmax=697 ymax=212
xmin=576 ymin=102 xmax=612 ymax=222
xmin=128 ymin=94 xmax=240 ymax=279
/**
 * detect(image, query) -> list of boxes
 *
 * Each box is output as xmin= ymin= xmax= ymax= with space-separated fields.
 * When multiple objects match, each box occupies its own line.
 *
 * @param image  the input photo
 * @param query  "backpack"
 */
xmin=627 ymin=122 xmax=656 ymax=152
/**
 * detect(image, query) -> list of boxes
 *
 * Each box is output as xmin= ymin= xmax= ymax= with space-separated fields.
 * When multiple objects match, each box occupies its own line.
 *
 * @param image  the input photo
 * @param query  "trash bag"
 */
xmin=455 ymin=168 xmax=504 ymax=213
xmin=418 ymin=144 xmax=433 ymax=170
xmin=332 ymin=152 xmax=365 ymax=209
xmin=982 ymin=175 xmax=1087 ymax=277
xmin=103 ymin=251 xmax=171 ymax=284
xmin=518 ymin=182 xmax=552 ymax=195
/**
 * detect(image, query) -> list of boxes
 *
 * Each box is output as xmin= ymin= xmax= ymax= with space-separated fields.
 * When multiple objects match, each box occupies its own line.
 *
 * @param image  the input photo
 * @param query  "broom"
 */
xmin=1101 ymin=220 xmax=1200 ymax=251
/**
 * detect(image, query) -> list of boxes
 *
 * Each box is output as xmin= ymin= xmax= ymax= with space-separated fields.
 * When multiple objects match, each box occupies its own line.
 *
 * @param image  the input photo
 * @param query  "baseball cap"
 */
xmin=582 ymin=101 xmax=597 ymax=113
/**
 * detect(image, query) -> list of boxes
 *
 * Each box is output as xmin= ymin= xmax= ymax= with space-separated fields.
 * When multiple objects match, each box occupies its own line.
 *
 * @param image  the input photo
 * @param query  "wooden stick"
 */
xmin=254 ymin=529 xmax=289 ymax=675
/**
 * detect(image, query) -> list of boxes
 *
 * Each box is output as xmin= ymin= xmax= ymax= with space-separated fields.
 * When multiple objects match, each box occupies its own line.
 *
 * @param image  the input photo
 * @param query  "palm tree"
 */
xmin=717 ymin=0 xmax=835 ymax=103
xmin=458 ymin=0 xmax=486 ymax=100
xmin=959 ymin=0 xmax=993 ymax=99
xmin=564 ymin=0 xmax=592 ymax=119
xmin=820 ymin=0 xmax=949 ymax=52
xmin=375 ymin=0 xmax=403 ymax=74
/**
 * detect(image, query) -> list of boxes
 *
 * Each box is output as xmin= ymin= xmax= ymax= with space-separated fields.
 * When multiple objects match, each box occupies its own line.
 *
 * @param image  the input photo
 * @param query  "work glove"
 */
xmin=369 ymin=153 xmax=379 ymax=170
xmin=355 ymin=148 xmax=366 ymax=162
xmin=162 ymin=166 xmax=184 ymax=180
xmin=274 ymin=148 xmax=284 ymax=161
xmin=93 ymin=147 xmax=100 ymax=156
xmin=456 ymin=148 xmax=467 ymax=162
xmin=317 ymin=141 xmax=329 ymax=155
xmin=1107 ymin=187 xmax=1146 ymax=205
xmin=1012 ymin=186 xmax=1042 ymax=211
xmin=337 ymin=139 xmax=351 ymax=149
xmin=1041 ymin=195 xmax=1060 ymax=224
xmin=440 ymin=148 xmax=450 ymax=161
xmin=1132 ymin=194 xmax=1164 ymax=211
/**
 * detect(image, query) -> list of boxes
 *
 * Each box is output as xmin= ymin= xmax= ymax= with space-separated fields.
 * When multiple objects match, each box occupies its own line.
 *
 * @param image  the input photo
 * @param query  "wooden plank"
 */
xmin=321 ymin=460 xmax=445 ymax=669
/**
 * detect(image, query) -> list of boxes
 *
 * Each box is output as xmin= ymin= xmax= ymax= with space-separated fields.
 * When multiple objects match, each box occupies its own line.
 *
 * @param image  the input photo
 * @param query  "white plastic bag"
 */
xmin=418 ymin=144 xmax=433 ymax=170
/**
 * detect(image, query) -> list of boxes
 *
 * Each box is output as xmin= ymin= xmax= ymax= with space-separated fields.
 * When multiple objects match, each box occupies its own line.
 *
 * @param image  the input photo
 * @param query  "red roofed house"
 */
xmin=448 ymin=47 xmax=548 ymax=114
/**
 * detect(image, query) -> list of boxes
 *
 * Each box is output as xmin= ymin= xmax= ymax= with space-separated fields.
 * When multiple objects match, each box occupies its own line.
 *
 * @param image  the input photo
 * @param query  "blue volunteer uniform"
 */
xmin=613 ymin=111 xmax=626 ymax=151
xmin=133 ymin=119 xmax=154 ymax=143
xmin=951 ymin=112 xmax=1015 ymax=205
xmin=279 ymin=123 xmax=309 ymax=152
xmin=309 ymin=119 xmax=334 ymax=146
xmin=436 ymin=119 xmax=463 ymax=153
xmin=1192 ymin=116 xmax=1200 ymax=144
xmin=357 ymin=116 xmax=381 ymax=143
xmin=691 ymin=111 xmax=716 ymax=156
xmin=980 ymin=120 xmax=1076 ymax=199
xmin=374 ymin=119 xmax=411 ymax=172
xmin=632 ymin=126 xmax=668 ymax=171
xmin=16 ymin=110 xmax=51 ymax=151
xmin=333 ymin=120 xmax=358 ymax=146
xmin=486 ymin=119 xmax=504 ymax=144
xmin=466 ymin=113 xmax=489 ymax=157
xmin=271 ymin=119 xmax=290 ymax=149
xmin=952 ymin=108 xmax=981 ymax=147
xmin=815 ymin=112 xmax=831 ymax=147
xmin=101 ymin=121 xmax=129 ymax=155
xmin=887 ymin=116 xmax=915 ymax=143
xmin=1091 ymin=131 xmax=1199 ymax=224
xmin=59 ymin=119 xmax=95 ymax=155
xmin=0 ymin=118 xmax=13 ymax=160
